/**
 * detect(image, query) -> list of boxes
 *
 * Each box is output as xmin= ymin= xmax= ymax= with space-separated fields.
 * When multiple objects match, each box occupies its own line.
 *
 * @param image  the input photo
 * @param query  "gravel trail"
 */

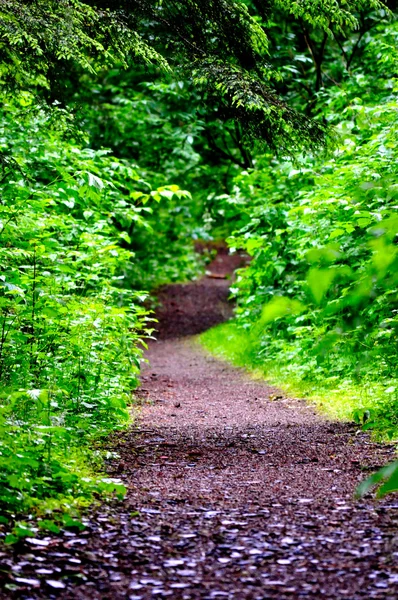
xmin=1 ymin=250 xmax=397 ymax=599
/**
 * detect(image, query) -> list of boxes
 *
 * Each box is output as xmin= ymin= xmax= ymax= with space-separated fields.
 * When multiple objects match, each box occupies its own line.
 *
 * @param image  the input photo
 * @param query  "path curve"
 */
xmin=1 ymin=251 xmax=397 ymax=599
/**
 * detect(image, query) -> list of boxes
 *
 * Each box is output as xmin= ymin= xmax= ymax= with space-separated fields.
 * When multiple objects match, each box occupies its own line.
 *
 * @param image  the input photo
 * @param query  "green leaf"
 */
xmin=38 ymin=520 xmax=61 ymax=534
xmin=260 ymin=297 xmax=305 ymax=324
xmin=356 ymin=462 xmax=398 ymax=498
xmin=307 ymin=268 xmax=336 ymax=305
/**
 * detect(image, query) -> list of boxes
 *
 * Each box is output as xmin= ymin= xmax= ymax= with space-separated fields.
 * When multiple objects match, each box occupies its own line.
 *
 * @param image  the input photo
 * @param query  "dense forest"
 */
xmin=0 ymin=0 xmax=397 ymax=543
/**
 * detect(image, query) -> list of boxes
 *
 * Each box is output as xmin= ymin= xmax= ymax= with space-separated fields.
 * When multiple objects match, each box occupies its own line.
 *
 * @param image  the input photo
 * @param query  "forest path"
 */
xmin=2 ymin=250 xmax=398 ymax=599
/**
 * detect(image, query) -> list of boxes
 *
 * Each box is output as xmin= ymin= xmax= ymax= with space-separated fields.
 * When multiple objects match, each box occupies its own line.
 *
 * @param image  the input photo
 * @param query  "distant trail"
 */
xmin=1 ymin=250 xmax=397 ymax=599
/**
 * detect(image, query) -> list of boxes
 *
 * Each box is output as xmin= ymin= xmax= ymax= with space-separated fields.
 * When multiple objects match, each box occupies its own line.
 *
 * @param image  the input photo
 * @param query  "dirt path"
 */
xmin=1 ymin=251 xmax=397 ymax=599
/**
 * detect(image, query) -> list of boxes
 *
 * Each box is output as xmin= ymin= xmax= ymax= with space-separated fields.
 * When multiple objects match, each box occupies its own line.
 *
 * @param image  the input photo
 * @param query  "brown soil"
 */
xmin=154 ymin=246 xmax=246 ymax=339
xmin=1 ymin=251 xmax=397 ymax=599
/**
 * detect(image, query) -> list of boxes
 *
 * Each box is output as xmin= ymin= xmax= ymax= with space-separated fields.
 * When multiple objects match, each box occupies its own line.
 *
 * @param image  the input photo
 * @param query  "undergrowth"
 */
xmin=0 ymin=92 xmax=201 ymax=542
xmin=200 ymin=321 xmax=398 ymax=440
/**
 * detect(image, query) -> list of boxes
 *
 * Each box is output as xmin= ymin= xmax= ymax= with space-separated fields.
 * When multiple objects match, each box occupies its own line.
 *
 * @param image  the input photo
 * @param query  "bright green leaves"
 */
xmin=149 ymin=185 xmax=191 ymax=204
xmin=370 ymin=237 xmax=398 ymax=279
xmin=222 ymin=18 xmax=398 ymax=441
xmin=357 ymin=460 xmax=398 ymax=498
xmin=83 ymin=171 xmax=105 ymax=192
xmin=0 ymin=84 xmax=202 ymax=525
xmin=306 ymin=268 xmax=337 ymax=305
xmin=260 ymin=296 xmax=305 ymax=325
xmin=273 ymin=0 xmax=387 ymax=34
xmin=0 ymin=94 xmax=164 ymax=522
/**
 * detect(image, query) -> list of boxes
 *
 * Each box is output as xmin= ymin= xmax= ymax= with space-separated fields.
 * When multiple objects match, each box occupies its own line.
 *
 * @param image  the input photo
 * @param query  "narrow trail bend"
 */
xmin=2 ymin=251 xmax=398 ymax=599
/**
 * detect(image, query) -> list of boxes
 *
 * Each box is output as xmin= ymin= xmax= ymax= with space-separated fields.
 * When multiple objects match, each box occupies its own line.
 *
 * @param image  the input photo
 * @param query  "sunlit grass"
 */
xmin=199 ymin=321 xmax=398 ymax=435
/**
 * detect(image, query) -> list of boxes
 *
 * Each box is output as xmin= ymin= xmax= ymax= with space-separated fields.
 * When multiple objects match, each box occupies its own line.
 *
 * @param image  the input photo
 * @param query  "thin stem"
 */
xmin=30 ymin=244 xmax=37 ymax=375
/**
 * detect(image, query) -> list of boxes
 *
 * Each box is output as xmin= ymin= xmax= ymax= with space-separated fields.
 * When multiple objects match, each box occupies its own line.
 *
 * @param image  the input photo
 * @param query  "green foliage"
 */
xmin=272 ymin=0 xmax=386 ymax=32
xmin=216 ymin=20 xmax=398 ymax=445
xmin=191 ymin=59 xmax=327 ymax=153
xmin=2 ymin=0 xmax=332 ymax=152
xmin=72 ymin=66 xmax=252 ymax=229
xmin=0 ymin=0 xmax=167 ymax=90
xmin=0 ymin=90 xmax=200 ymax=525
xmin=248 ymin=0 xmax=391 ymax=111
xmin=357 ymin=460 xmax=398 ymax=497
